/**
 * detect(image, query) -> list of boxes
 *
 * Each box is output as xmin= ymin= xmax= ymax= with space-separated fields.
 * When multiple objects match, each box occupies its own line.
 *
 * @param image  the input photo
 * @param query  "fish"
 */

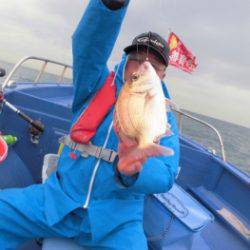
xmin=113 ymin=61 xmax=174 ymax=173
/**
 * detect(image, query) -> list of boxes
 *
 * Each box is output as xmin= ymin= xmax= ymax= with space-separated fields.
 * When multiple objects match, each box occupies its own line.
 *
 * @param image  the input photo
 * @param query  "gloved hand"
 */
xmin=101 ymin=0 xmax=129 ymax=10
xmin=117 ymin=142 xmax=147 ymax=176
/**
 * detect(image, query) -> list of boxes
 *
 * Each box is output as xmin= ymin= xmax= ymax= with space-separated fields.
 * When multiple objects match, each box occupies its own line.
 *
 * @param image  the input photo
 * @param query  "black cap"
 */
xmin=124 ymin=31 xmax=170 ymax=66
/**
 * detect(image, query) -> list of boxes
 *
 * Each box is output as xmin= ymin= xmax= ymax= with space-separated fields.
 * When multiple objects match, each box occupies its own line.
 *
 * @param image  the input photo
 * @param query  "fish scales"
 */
xmin=114 ymin=61 xmax=172 ymax=153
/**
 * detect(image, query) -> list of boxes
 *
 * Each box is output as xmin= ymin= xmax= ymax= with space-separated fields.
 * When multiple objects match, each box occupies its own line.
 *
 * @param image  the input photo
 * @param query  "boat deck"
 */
xmin=0 ymin=83 xmax=249 ymax=250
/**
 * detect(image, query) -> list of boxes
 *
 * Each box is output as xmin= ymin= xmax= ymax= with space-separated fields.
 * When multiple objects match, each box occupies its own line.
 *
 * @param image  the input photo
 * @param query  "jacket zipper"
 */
xmin=83 ymin=120 xmax=114 ymax=209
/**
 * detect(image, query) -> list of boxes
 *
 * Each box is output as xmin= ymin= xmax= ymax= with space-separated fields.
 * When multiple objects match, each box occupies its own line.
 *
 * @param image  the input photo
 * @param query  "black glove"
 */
xmin=101 ymin=0 xmax=129 ymax=10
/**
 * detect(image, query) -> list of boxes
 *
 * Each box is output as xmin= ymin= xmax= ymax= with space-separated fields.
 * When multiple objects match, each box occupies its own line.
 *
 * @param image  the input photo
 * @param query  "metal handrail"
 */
xmin=173 ymin=108 xmax=226 ymax=161
xmin=2 ymin=56 xmax=72 ymax=89
xmin=1 ymin=56 xmax=226 ymax=160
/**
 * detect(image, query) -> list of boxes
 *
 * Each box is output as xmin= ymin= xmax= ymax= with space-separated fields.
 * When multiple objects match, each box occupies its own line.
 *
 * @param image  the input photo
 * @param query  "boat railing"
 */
xmin=173 ymin=108 xmax=226 ymax=161
xmin=2 ymin=56 xmax=72 ymax=89
xmin=1 ymin=56 xmax=226 ymax=161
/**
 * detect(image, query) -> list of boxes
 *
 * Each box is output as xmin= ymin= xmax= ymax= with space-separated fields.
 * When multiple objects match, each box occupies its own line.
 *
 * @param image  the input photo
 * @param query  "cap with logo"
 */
xmin=124 ymin=31 xmax=170 ymax=66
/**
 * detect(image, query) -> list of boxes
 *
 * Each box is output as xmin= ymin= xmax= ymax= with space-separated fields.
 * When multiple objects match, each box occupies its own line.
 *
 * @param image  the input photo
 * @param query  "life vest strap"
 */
xmin=59 ymin=135 xmax=117 ymax=163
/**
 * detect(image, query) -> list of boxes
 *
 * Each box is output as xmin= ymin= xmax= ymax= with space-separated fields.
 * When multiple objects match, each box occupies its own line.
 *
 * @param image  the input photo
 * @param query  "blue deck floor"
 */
xmin=0 ymin=83 xmax=248 ymax=250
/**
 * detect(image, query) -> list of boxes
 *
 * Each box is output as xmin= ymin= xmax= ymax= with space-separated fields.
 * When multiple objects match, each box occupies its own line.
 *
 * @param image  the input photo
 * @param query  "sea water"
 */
xmin=177 ymin=110 xmax=250 ymax=175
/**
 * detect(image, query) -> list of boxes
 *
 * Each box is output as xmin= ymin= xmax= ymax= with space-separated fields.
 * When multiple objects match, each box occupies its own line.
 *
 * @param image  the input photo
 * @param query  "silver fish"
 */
xmin=114 ymin=61 xmax=174 ymax=161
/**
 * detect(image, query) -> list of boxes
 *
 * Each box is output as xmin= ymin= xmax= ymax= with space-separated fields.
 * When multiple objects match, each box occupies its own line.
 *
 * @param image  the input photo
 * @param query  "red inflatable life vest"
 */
xmin=70 ymin=72 xmax=116 ymax=144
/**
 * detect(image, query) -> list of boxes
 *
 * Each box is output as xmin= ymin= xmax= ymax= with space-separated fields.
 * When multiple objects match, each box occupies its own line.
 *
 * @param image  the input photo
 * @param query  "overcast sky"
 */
xmin=0 ymin=0 xmax=249 ymax=128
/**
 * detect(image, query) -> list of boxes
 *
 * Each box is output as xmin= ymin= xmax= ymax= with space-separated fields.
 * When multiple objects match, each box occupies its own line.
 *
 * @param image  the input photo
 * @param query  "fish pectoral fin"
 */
xmin=153 ymin=127 xmax=173 ymax=143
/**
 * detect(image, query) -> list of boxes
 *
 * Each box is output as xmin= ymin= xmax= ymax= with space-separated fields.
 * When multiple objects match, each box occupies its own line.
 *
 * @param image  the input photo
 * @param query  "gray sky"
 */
xmin=0 ymin=0 xmax=250 ymax=128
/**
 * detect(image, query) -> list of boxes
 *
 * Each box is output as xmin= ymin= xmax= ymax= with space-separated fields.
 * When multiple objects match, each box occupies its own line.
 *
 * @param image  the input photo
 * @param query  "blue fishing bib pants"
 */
xmin=0 ymin=183 xmax=146 ymax=249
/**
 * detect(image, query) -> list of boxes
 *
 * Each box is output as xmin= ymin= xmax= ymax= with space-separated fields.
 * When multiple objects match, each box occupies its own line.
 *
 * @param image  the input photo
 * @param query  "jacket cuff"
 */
xmin=113 ymin=155 xmax=138 ymax=188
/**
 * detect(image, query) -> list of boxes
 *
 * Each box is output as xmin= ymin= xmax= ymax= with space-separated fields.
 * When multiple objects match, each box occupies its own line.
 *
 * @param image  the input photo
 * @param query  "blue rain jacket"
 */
xmin=46 ymin=0 xmax=180 ymax=242
xmin=0 ymin=0 xmax=180 ymax=247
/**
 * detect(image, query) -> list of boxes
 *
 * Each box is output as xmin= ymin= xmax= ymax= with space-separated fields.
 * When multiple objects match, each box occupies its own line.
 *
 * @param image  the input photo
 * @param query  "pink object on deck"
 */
xmin=0 ymin=136 xmax=8 ymax=163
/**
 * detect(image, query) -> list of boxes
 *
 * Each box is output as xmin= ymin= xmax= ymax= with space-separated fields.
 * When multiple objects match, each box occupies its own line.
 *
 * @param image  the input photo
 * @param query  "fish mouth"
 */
xmin=129 ymin=61 xmax=155 ymax=82
xmin=138 ymin=61 xmax=156 ymax=75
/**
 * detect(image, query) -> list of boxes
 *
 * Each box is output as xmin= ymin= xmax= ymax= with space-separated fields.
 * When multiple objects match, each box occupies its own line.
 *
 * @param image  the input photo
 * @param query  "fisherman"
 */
xmin=0 ymin=0 xmax=179 ymax=249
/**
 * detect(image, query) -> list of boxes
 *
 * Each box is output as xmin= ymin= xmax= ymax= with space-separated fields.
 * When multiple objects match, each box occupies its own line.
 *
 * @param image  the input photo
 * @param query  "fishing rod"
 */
xmin=0 ymin=89 xmax=44 ymax=133
xmin=2 ymin=99 xmax=44 ymax=133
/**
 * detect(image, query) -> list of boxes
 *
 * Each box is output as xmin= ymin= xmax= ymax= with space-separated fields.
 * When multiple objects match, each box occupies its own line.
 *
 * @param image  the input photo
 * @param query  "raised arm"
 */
xmin=72 ymin=0 xmax=129 ymax=113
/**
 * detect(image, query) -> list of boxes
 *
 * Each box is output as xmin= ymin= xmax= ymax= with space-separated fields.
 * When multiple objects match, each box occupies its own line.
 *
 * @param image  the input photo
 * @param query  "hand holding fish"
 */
xmin=117 ymin=142 xmax=146 ymax=176
xmin=114 ymin=61 xmax=174 ymax=176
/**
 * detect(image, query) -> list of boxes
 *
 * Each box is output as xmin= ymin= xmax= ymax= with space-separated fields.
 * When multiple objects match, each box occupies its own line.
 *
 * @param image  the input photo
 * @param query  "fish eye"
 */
xmin=131 ymin=72 xmax=140 ymax=82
